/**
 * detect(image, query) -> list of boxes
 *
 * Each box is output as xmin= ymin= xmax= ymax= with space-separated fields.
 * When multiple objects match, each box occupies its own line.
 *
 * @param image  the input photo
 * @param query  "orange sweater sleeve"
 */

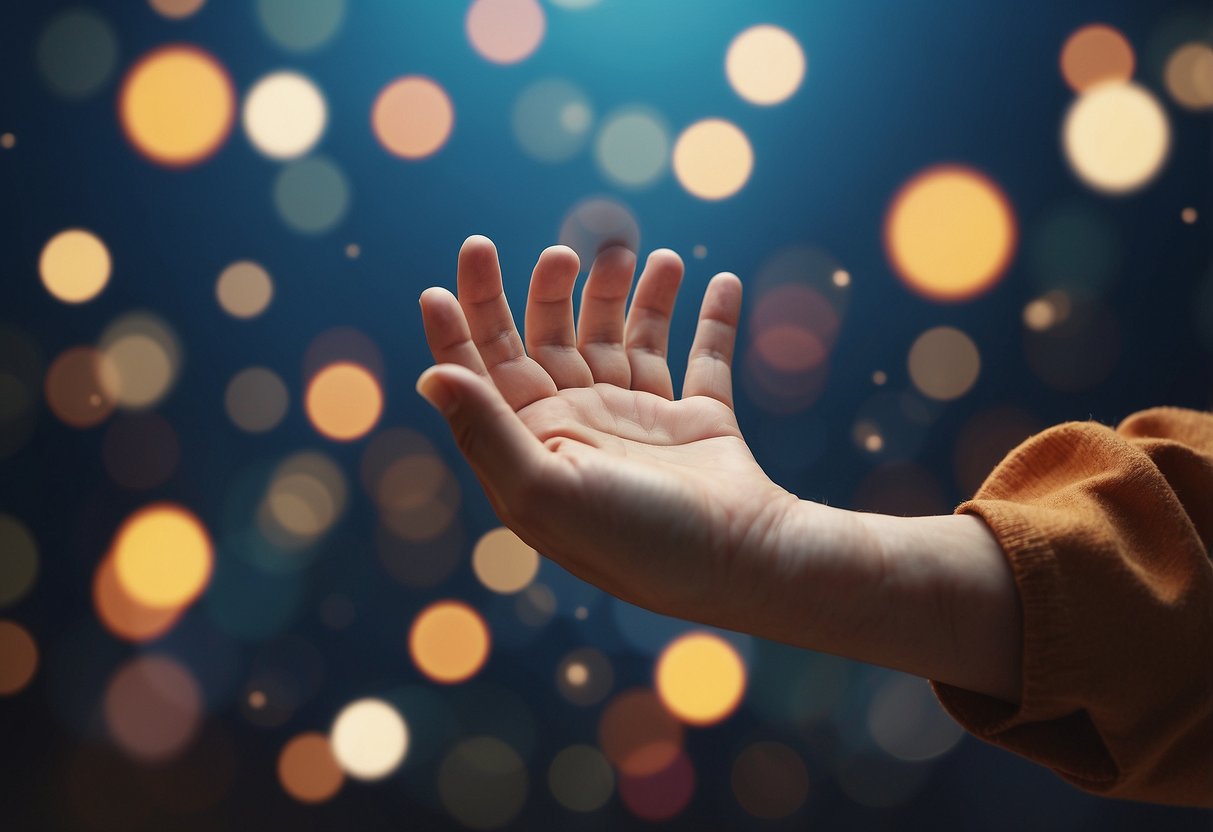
xmin=931 ymin=406 xmax=1213 ymax=807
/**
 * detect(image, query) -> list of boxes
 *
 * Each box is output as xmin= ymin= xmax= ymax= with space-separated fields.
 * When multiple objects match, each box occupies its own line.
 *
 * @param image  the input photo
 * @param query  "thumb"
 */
xmin=416 ymin=364 xmax=547 ymax=497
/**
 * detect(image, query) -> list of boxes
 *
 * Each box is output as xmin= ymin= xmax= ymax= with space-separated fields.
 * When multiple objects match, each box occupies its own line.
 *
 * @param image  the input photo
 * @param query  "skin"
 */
xmin=417 ymin=236 xmax=1023 ymax=703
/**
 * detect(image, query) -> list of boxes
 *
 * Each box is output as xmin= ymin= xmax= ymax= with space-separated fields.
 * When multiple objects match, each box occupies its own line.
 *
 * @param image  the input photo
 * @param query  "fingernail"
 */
xmin=416 ymin=371 xmax=456 ymax=415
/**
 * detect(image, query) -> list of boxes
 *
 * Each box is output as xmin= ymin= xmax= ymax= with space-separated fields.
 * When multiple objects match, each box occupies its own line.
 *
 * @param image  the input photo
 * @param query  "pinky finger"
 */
xmin=681 ymin=272 xmax=742 ymax=407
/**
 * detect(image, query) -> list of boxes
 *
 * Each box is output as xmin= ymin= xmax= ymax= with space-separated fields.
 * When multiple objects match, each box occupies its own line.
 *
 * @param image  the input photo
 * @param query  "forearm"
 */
xmin=750 ymin=500 xmax=1023 ymax=703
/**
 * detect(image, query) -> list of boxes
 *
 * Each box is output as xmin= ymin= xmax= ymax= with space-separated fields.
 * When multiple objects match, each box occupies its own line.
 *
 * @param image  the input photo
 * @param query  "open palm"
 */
xmin=418 ymin=237 xmax=795 ymax=621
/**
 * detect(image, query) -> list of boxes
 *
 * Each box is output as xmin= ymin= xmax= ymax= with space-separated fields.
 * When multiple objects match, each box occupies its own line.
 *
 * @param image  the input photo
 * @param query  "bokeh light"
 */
xmin=726 ymin=25 xmax=807 ymax=105
xmin=0 ymin=621 xmax=38 ymax=695
xmin=372 ymin=76 xmax=455 ymax=160
xmin=243 ymin=71 xmax=328 ymax=160
xmin=731 ymin=741 xmax=809 ymax=819
xmin=410 ymin=600 xmax=491 ymax=684
xmin=672 ymin=119 xmax=754 ymax=200
xmin=555 ymin=646 xmax=614 ymax=706
xmin=655 ymin=631 xmax=746 ymax=725
xmin=557 ymin=196 xmax=640 ymax=267
xmin=273 ymin=155 xmax=351 ymax=233
xmin=119 ymin=45 xmax=236 ymax=167
xmin=257 ymin=0 xmax=346 ymax=53
xmin=473 ymin=527 xmax=540 ymax=594
xmin=215 ymin=260 xmax=273 ymax=319
xmin=39 ymin=229 xmax=111 ymax=304
xmin=1025 ymin=300 xmax=1120 ymax=391
xmin=466 ymin=0 xmax=546 ymax=65
xmin=362 ymin=428 xmax=461 ymax=543
xmin=885 ymin=165 xmax=1017 ymax=302
xmin=907 ymin=326 xmax=981 ymax=401
xmin=548 ymin=745 xmax=614 ymax=812
xmin=36 ymin=9 xmax=118 ymax=99
xmin=1165 ymin=42 xmax=1213 ymax=110
xmin=97 ymin=312 xmax=182 ymax=410
xmin=278 ymin=732 xmax=344 ymax=802
xmin=1063 ymin=82 xmax=1170 ymax=195
xmin=330 ymin=698 xmax=409 ymax=781
xmin=305 ymin=361 xmax=382 ymax=441
xmin=150 ymin=0 xmax=207 ymax=19
xmin=259 ymin=451 xmax=348 ymax=547
xmin=111 ymin=503 xmax=213 ymax=609
xmin=512 ymin=78 xmax=594 ymax=163
xmin=0 ymin=516 xmax=38 ymax=608
xmin=598 ymin=688 xmax=684 ymax=776
xmin=93 ymin=555 xmax=183 ymax=642
xmin=438 ymin=736 xmax=528 ymax=829
xmin=868 ymin=673 xmax=965 ymax=762
xmin=1060 ymin=24 xmax=1135 ymax=92
xmin=225 ymin=367 xmax=289 ymax=433
xmin=618 ymin=750 xmax=695 ymax=821
xmin=594 ymin=107 xmax=670 ymax=188
xmin=45 ymin=346 xmax=116 ymax=428
xmin=104 ymin=654 xmax=202 ymax=761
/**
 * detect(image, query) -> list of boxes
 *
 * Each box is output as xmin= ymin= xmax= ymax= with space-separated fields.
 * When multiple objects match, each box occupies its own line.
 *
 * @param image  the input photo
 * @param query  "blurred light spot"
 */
xmin=257 ymin=0 xmax=346 ymax=53
xmin=853 ymin=391 xmax=935 ymax=463
xmin=1025 ymin=300 xmax=1120 ymax=391
xmin=112 ymin=503 xmax=212 ymax=609
xmin=618 ymin=750 xmax=695 ymax=822
xmin=473 ymin=527 xmax=539 ymax=594
xmin=1 ymin=133 xmax=14 ymax=149
xmin=240 ymin=636 xmax=325 ymax=726
xmin=98 ymin=312 xmax=181 ymax=410
xmin=120 ymin=46 xmax=235 ymax=167
xmin=439 ymin=736 xmax=528 ymax=829
xmin=39 ymin=229 xmax=111 ymax=304
xmin=303 ymin=326 xmax=385 ymax=380
xmin=598 ymin=688 xmax=683 ymax=776
xmin=549 ymin=745 xmax=613 ymax=812
xmin=655 ymin=631 xmax=746 ymax=725
xmin=102 ymin=412 xmax=180 ymax=489
xmin=692 ymin=244 xmax=707 ymax=259
xmin=150 ymin=0 xmax=206 ymax=19
xmin=466 ymin=0 xmax=546 ymax=65
xmin=858 ymin=427 xmax=884 ymax=453
xmin=516 ymin=583 xmax=555 ymax=627
xmin=556 ymin=647 xmax=613 ymax=706
xmin=832 ymin=269 xmax=851 ymax=287
xmin=36 ymin=9 xmax=118 ymax=99
xmin=1182 ymin=207 xmax=1199 ymax=224
xmin=330 ymin=698 xmax=409 ymax=780
xmin=260 ymin=451 xmax=347 ymax=546
xmin=868 ymin=673 xmax=964 ymax=761
xmin=1022 ymin=289 xmax=1072 ymax=332
xmin=45 ymin=346 xmax=115 ymax=428
xmin=104 ymin=654 xmax=202 ymax=761
xmin=363 ymin=429 xmax=460 ymax=542
xmin=345 ymin=243 xmax=361 ymax=258
xmin=93 ymin=554 xmax=182 ymax=641
xmin=410 ymin=600 xmax=491 ymax=684
xmin=0 ymin=516 xmax=38 ymax=608
xmin=225 ymin=367 xmax=288 ymax=433
xmin=243 ymin=71 xmax=328 ymax=160
xmin=248 ymin=690 xmax=266 ymax=709
xmin=305 ymin=361 xmax=381 ymax=441
xmin=907 ymin=326 xmax=980 ymax=401
xmin=872 ymin=370 xmax=888 ymax=385
xmin=273 ymin=155 xmax=350 ymax=233
xmin=594 ymin=107 xmax=670 ymax=188
xmin=726 ymin=25 xmax=806 ymax=105
xmin=885 ymin=165 xmax=1016 ymax=302
xmin=751 ymin=285 xmax=837 ymax=372
xmin=513 ymin=78 xmax=593 ymax=163
xmin=558 ymin=195 xmax=640 ymax=268
xmin=1025 ymin=201 xmax=1120 ymax=298
xmin=279 ymin=732 xmax=344 ymax=802
xmin=1060 ymin=24 xmax=1135 ymax=92
xmin=215 ymin=260 xmax=273 ymax=318
xmin=953 ymin=406 xmax=1041 ymax=499
xmin=1166 ymin=43 xmax=1213 ymax=110
xmin=672 ymin=118 xmax=753 ymax=200
xmin=372 ymin=76 xmax=455 ymax=160
xmin=1064 ymin=82 xmax=1170 ymax=195
xmin=731 ymin=741 xmax=809 ymax=819
xmin=0 ymin=621 xmax=38 ymax=695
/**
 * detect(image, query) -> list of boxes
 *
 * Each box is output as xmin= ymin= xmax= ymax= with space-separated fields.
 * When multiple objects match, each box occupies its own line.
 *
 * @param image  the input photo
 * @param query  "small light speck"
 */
xmin=864 ymin=433 xmax=884 ymax=453
xmin=872 ymin=371 xmax=887 ymax=386
xmin=248 ymin=690 xmax=267 ymax=709
xmin=692 ymin=245 xmax=707 ymax=260
xmin=1182 ymin=207 xmax=1198 ymax=225
xmin=346 ymin=243 xmax=361 ymax=259
xmin=1 ymin=134 xmax=15 ymax=150
xmin=574 ymin=605 xmax=588 ymax=620
xmin=832 ymin=269 xmax=851 ymax=288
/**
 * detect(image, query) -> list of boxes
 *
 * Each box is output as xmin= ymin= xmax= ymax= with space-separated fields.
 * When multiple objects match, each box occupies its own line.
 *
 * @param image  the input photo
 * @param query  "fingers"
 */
xmin=682 ymin=272 xmax=742 ymax=408
xmin=419 ymin=287 xmax=491 ymax=378
xmin=524 ymin=245 xmax=595 ymax=389
xmin=624 ymin=249 xmax=684 ymax=399
xmin=456 ymin=236 xmax=557 ymax=410
xmin=416 ymin=363 xmax=550 ymax=510
xmin=576 ymin=246 xmax=636 ymax=387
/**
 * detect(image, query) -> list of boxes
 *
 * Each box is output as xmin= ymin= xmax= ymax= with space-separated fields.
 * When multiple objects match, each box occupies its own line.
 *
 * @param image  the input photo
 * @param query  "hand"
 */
xmin=416 ymin=236 xmax=797 ymax=621
xmin=417 ymin=236 xmax=1022 ymax=703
